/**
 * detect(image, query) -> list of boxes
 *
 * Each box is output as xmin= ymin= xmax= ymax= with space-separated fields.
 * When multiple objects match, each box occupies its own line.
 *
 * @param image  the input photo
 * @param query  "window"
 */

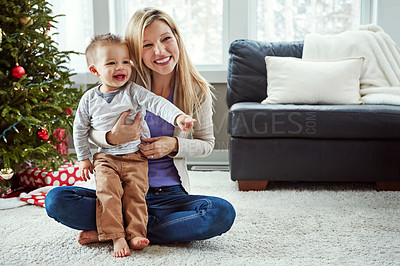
xmin=256 ymin=0 xmax=362 ymax=42
xmin=48 ymin=0 xmax=371 ymax=83
xmin=110 ymin=0 xmax=224 ymax=66
xmin=49 ymin=0 xmax=93 ymax=73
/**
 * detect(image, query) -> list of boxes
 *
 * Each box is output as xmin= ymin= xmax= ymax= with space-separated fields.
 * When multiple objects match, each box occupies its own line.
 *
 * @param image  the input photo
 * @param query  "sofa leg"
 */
xmin=376 ymin=181 xmax=400 ymax=191
xmin=238 ymin=180 xmax=269 ymax=191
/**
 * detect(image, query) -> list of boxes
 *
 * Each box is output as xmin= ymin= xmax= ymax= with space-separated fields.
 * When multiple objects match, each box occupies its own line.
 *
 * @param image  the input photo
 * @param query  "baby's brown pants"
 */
xmin=93 ymin=151 xmax=148 ymax=241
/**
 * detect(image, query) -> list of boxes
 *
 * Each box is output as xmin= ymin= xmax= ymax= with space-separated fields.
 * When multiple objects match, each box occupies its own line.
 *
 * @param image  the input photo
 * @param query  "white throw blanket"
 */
xmin=303 ymin=25 xmax=400 ymax=105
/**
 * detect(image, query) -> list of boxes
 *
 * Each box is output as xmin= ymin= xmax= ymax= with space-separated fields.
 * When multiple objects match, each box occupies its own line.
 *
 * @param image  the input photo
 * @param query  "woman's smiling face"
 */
xmin=142 ymin=19 xmax=179 ymax=77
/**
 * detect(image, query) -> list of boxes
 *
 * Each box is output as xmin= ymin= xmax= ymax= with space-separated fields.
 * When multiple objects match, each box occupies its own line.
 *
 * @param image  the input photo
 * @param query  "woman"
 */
xmin=45 ymin=8 xmax=235 ymax=245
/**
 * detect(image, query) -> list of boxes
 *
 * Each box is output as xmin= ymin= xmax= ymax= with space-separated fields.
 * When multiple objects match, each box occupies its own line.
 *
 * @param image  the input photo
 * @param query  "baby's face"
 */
xmin=93 ymin=43 xmax=132 ymax=92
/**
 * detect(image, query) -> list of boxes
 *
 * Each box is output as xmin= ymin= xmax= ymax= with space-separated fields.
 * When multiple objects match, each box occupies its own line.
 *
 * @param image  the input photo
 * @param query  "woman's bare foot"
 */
xmin=129 ymin=237 xmax=149 ymax=250
xmin=113 ymin=237 xmax=130 ymax=258
xmin=77 ymin=231 xmax=99 ymax=245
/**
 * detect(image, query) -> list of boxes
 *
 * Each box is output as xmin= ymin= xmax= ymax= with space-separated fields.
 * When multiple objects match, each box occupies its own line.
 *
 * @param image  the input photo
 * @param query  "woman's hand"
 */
xmin=106 ymin=111 xmax=143 ymax=145
xmin=140 ymin=136 xmax=178 ymax=159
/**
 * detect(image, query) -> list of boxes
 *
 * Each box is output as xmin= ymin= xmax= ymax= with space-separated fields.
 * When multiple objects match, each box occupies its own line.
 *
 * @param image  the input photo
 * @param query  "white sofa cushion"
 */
xmin=261 ymin=56 xmax=364 ymax=105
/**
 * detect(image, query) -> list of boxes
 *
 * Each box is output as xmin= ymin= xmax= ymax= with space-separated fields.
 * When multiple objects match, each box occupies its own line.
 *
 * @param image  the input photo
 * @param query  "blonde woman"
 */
xmin=45 ymin=8 xmax=236 ymax=246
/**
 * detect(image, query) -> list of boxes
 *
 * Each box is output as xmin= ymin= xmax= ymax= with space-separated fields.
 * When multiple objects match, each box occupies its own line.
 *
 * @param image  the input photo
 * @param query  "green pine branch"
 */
xmin=0 ymin=0 xmax=82 ymax=175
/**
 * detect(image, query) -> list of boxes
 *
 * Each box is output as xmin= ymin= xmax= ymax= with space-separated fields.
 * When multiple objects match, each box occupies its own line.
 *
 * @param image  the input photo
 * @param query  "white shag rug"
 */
xmin=1 ymin=171 xmax=399 ymax=266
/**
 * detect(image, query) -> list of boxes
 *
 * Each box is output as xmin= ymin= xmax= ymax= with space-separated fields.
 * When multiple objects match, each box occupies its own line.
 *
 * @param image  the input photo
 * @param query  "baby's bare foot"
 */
xmin=129 ymin=237 xmax=149 ymax=250
xmin=78 ymin=231 xmax=99 ymax=245
xmin=113 ymin=237 xmax=130 ymax=258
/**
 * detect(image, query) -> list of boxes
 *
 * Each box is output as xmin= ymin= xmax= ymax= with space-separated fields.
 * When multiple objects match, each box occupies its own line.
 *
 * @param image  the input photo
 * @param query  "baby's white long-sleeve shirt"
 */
xmin=73 ymin=82 xmax=184 ymax=161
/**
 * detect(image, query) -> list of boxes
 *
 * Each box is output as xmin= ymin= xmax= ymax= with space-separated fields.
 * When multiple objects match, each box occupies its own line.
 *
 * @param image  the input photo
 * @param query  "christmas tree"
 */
xmin=0 ymin=0 xmax=82 ymax=194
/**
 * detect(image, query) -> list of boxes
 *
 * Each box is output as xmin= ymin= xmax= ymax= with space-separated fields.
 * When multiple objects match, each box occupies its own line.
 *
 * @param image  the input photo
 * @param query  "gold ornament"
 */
xmin=19 ymin=17 xmax=33 ymax=26
xmin=0 ymin=28 xmax=2 ymax=43
xmin=0 ymin=168 xmax=14 ymax=180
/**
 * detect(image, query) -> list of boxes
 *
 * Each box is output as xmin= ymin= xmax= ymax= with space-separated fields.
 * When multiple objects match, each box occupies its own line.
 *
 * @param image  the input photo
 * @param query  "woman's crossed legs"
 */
xmin=45 ymin=185 xmax=235 ymax=246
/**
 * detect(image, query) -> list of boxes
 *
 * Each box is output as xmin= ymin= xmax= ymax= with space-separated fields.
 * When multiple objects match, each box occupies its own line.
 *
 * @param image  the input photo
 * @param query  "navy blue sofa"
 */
xmin=227 ymin=39 xmax=400 ymax=191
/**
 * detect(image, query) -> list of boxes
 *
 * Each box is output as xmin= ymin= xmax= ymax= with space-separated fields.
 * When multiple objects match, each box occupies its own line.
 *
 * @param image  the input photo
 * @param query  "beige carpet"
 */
xmin=0 ymin=171 xmax=399 ymax=266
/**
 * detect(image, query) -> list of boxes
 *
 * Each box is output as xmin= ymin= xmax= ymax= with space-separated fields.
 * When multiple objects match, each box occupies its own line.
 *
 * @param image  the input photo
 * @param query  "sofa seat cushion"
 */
xmin=228 ymin=102 xmax=400 ymax=139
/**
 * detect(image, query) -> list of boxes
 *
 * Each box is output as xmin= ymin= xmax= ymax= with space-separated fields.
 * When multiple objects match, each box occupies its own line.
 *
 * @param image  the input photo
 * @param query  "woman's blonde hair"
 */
xmin=125 ymin=7 xmax=214 ymax=116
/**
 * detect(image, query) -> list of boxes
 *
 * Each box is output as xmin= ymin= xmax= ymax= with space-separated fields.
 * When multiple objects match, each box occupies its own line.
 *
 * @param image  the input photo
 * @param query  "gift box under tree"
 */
xmin=18 ymin=161 xmax=83 ymax=188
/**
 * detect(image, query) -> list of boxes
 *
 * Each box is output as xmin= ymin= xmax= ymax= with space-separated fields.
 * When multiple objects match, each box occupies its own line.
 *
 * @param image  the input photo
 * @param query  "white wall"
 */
xmin=376 ymin=0 xmax=400 ymax=45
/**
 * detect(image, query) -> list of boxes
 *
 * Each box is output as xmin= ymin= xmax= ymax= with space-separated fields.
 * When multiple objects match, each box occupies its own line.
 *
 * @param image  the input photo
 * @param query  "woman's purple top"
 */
xmin=144 ymin=88 xmax=181 ymax=188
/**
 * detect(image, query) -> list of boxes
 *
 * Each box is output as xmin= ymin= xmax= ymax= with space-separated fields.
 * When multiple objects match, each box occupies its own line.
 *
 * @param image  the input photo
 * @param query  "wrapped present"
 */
xmin=18 ymin=161 xmax=83 ymax=188
xmin=20 ymin=191 xmax=47 ymax=207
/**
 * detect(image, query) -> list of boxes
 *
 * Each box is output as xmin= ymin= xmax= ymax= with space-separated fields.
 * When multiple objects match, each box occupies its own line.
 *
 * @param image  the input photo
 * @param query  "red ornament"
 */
xmin=65 ymin=108 xmax=72 ymax=115
xmin=38 ymin=127 xmax=50 ymax=140
xmin=11 ymin=65 xmax=26 ymax=79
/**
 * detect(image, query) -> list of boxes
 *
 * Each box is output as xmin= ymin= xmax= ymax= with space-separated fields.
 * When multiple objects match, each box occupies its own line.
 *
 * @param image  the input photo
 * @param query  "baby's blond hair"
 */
xmin=85 ymin=33 xmax=126 ymax=66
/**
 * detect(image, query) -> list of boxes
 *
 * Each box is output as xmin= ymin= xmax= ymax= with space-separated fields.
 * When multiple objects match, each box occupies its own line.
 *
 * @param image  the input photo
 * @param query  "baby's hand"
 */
xmin=79 ymin=159 xmax=93 ymax=182
xmin=176 ymin=114 xmax=196 ymax=132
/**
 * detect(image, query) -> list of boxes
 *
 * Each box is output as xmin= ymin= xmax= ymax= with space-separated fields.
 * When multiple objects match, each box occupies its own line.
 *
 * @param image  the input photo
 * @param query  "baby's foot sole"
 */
xmin=129 ymin=237 xmax=149 ymax=250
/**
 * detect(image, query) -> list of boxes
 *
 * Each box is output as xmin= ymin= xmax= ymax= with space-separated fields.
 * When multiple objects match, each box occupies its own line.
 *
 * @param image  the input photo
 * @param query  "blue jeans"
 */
xmin=45 ymin=185 xmax=236 ymax=244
